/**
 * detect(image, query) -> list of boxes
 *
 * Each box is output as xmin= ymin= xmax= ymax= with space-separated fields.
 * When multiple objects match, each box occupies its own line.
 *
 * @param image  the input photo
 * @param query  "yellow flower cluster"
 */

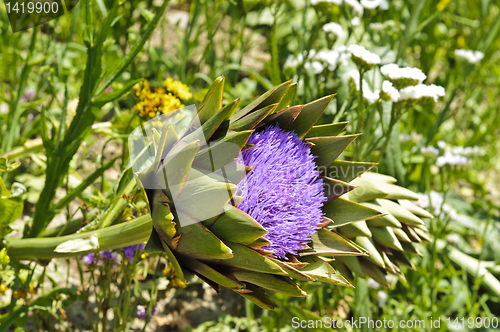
xmin=133 ymin=78 xmax=192 ymax=119
xmin=164 ymin=78 xmax=193 ymax=100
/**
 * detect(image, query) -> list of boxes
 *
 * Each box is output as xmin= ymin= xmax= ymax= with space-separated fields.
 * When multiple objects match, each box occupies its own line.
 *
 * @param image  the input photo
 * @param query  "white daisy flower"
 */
xmin=380 ymin=80 xmax=400 ymax=102
xmin=420 ymin=146 xmax=439 ymax=156
xmin=348 ymin=44 xmax=381 ymax=70
xmin=315 ymin=50 xmax=341 ymax=70
xmin=322 ymin=22 xmax=346 ymax=39
xmin=351 ymin=16 xmax=361 ymax=26
xmin=436 ymin=152 xmax=470 ymax=167
xmin=344 ymin=0 xmax=364 ymax=16
xmin=454 ymin=49 xmax=484 ymax=64
xmin=311 ymin=0 xmax=343 ymax=5
xmin=361 ymin=0 xmax=382 ymax=9
xmin=304 ymin=61 xmax=325 ymax=74
xmin=380 ymin=63 xmax=427 ymax=88
xmin=399 ymin=84 xmax=446 ymax=103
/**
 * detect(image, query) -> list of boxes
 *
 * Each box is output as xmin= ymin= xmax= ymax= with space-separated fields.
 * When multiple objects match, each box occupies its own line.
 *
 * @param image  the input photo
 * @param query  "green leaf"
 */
xmin=348 ymin=177 xmax=389 ymax=202
xmin=54 ymin=157 xmax=117 ymax=212
xmin=363 ymin=202 xmax=402 ymax=228
xmin=370 ymin=227 xmax=404 ymax=251
xmin=337 ymin=220 xmax=372 ymax=238
xmin=173 ymin=168 xmax=236 ymax=222
xmin=0 ymin=158 xmax=20 ymax=172
xmin=337 ymin=256 xmax=365 ymax=279
xmin=236 ymin=284 xmax=275 ymax=310
xmin=192 ymin=131 xmax=253 ymax=172
xmin=183 ymin=99 xmax=238 ymax=144
xmin=359 ymin=258 xmax=388 ymax=287
xmin=182 ymin=257 xmax=244 ymax=290
xmin=392 ymin=227 xmax=412 ymax=243
xmin=160 ymin=238 xmax=186 ymax=283
xmin=94 ymin=0 xmax=171 ymax=96
xmin=159 ymin=140 xmax=200 ymax=198
xmin=321 ymin=177 xmax=356 ymax=201
xmin=174 ymin=212 xmax=233 ymax=261
xmin=222 ymin=242 xmax=286 ymax=274
xmin=151 ymin=191 xmax=176 ymax=243
xmin=261 ymin=105 xmax=302 ymax=130
xmin=288 ymin=95 xmax=335 ymax=138
xmin=299 ymin=228 xmax=367 ymax=257
xmin=308 ymin=135 xmax=360 ymax=169
xmin=304 ymin=122 xmax=348 ymax=139
xmin=91 ymin=78 xmax=142 ymax=107
xmin=324 ymin=198 xmax=383 ymax=228
xmin=232 ymin=270 xmax=307 ymax=297
xmin=198 ymin=76 xmax=225 ymax=124
xmin=206 ymin=205 xmax=267 ymax=246
xmin=398 ymin=200 xmax=434 ymax=219
xmin=376 ymin=199 xmax=424 ymax=226
xmin=298 ymin=256 xmax=353 ymax=287
xmin=232 ymin=80 xmax=292 ymax=121
xmin=0 ymin=179 xmax=24 ymax=225
xmin=145 ymin=228 xmax=164 ymax=253
xmin=389 ymin=251 xmax=416 ymax=270
xmin=275 ymin=83 xmax=297 ymax=112
xmin=325 ymin=160 xmax=376 ymax=182
xmin=355 ymin=237 xmax=385 ymax=268
xmin=229 ymin=104 xmax=276 ymax=131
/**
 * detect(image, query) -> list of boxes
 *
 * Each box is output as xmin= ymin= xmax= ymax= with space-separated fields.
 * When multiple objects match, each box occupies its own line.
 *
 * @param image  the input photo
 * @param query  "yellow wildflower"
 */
xmin=28 ymin=284 xmax=38 ymax=295
xmin=164 ymin=78 xmax=193 ymax=100
xmin=0 ymin=283 xmax=8 ymax=295
xmin=133 ymin=80 xmax=185 ymax=119
xmin=0 ymin=248 xmax=9 ymax=268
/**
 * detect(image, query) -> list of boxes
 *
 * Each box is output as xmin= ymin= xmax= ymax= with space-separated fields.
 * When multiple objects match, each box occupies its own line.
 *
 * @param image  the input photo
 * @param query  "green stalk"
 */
xmin=5 ymin=215 xmax=152 ymax=261
xmin=2 ymin=27 xmax=38 ymax=155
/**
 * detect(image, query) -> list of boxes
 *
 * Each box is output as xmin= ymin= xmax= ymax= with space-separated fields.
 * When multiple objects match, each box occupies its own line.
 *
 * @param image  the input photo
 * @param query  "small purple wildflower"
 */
xmin=137 ymin=305 xmax=147 ymax=320
xmin=137 ymin=305 xmax=157 ymax=320
xmin=237 ymin=125 xmax=327 ymax=259
xmin=122 ymin=243 xmax=145 ymax=263
xmin=82 ymin=253 xmax=95 ymax=265
xmin=100 ymin=250 xmax=120 ymax=267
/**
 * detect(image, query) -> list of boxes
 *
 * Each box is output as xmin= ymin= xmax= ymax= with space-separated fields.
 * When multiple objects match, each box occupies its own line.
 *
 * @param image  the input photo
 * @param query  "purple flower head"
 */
xmin=122 ymin=243 xmax=145 ymax=263
xmin=22 ymin=87 xmax=35 ymax=103
xmin=137 ymin=305 xmax=147 ymax=320
xmin=137 ymin=305 xmax=157 ymax=320
xmin=237 ymin=125 xmax=327 ymax=259
xmin=82 ymin=253 xmax=95 ymax=265
xmin=100 ymin=250 xmax=120 ymax=267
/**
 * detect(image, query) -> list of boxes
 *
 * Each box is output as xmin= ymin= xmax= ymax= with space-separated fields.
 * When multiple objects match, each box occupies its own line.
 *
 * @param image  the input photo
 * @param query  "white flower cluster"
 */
xmin=420 ymin=146 xmax=439 ymax=156
xmin=361 ymin=0 xmax=389 ymax=10
xmin=315 ymin=50 xmax=341 ymax=71
xmin=399 ymin=132 xmax=422 ymax=143
xmin=451 ymin=145 xmax=486 ymax=157
xmin=351 ymin=17 xmax=361 ymax=26
xmin=412 ymin=191 xmax=457 ymax=219
xmin=454 ymin=49 xmax=484 ymax=64
xmin=380 ymin=63 xmax=427 ymax=88
xmin=311 ymin=0 xmax=343 ymax=5
xmin=346 ymin=69 xmax=380 ymax=103
xmin=304 ymin=61 xmax=325 ymax=74
xmin=380 ymin=80 xmax=400 ymax=102
xmin=322 ymin=22 xmax=346 ymax=39
xmin=348 ymin=44 xmax=381 ymax=70
xmin=436 ymin=151 xmax=470 ymax=167
xmin=399 ymin=84 xmax=446 ymax=103
xmin=344 ymin=0 xmax=364 ymax=16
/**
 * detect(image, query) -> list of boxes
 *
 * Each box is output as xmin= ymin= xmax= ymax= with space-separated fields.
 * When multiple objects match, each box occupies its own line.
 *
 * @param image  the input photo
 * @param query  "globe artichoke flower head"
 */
xmin=129 ymin=76 xmax=431 ymax=309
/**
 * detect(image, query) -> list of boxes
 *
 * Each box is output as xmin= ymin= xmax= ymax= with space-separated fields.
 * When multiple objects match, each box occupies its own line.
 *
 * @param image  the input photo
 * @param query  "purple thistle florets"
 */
xmin=237 ymin=125 xmax=327 ymax=259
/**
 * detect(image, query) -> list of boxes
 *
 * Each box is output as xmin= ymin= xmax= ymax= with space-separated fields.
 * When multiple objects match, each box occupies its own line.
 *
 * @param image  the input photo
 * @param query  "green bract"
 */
xmin=134 ymin=76 xmax=432 ymax=309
